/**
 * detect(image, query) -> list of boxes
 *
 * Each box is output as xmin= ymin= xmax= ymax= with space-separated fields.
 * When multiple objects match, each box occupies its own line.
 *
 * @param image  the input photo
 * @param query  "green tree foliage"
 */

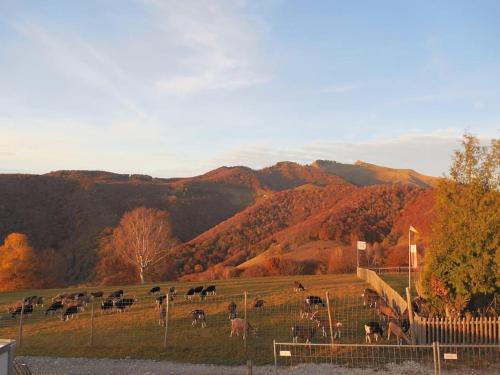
xmin=420 ymin=134 xmax=499 ymax=314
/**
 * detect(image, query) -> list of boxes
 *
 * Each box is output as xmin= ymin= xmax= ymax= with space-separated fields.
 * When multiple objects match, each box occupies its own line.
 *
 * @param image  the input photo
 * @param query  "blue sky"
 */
xmin=0 ymin=0 xmax=498 ymax=177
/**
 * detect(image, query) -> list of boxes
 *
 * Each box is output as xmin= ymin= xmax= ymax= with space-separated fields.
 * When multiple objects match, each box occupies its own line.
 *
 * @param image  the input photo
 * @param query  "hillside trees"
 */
xmin=103 ymin=207 xmax=177 ymax=284
xmin=0 ymin=233 xmax=39 ymax=290
xmin=420 ymin=135 xmax=499 ymax=314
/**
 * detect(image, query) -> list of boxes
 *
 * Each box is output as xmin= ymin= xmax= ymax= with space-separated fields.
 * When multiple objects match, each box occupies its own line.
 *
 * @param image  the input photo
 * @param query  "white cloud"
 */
xmin=148 ymin=0 xmax=268 ymax=95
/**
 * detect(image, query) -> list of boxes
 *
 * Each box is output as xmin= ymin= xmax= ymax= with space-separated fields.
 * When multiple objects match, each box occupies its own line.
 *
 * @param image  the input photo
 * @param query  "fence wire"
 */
xmin=0 ymin=284 xmax=498 ymax=371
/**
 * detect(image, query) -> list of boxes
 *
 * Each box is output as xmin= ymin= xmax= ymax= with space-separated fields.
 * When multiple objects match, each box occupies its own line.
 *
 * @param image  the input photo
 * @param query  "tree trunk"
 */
xmin=139 ymin=266 xmax=145 ymax=284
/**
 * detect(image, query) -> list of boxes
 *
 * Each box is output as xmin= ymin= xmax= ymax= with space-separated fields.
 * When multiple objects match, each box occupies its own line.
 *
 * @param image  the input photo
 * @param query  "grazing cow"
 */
xmin=149 ymin=286 xmax=161 ymax=295
xmin=62 ymin=306 xmax=79 ymax=321
xmin=199 ymin=289 xmax=208 ymax=300
xmin=191 ymin=309 xmax=206 ymax=328
xmin=159 ymin=307 xmax=167 ymax=327
xmin=305 ymin=296 xmax=325 ymax=308
xmin=156 ymin=294 xmax=167 ymax=310
xmin=362 ymin=288 xmax=380 ymax=308
xmin=253 ymin=298 xmax=265 ymax=310
xmin=299 ymin=301 xmax=313 ymax=319
xmin=293 ymin=281 xmax=306 ymax=292
xmin=169 ymin=286 xmax=177 ymax=296
xmin=387 ymin=321 xmax=411 ymax=345
xmin=100 ymin=299 xmax=114 ymax=313
xmin=310 ymin=311 xmax=342 ymax=339
xmin=365 ymin=321 xmax=384 ymax=343
xmin=204 ymin=285 xmax=216 ymax=295
xmin=45 ymin=301 xmax=64 ymax=315
xmin=230 ymin=318 xmax=257 ymax=338
xmin=378 ymin=304 xmax=399 ymax=321
xmin=108 ymin=289 xmax=124 ymax=299
xmin=24 ymin=296 xmax=38 ymax=307
xmin=10 ymin=304 xmax=33 ymax=318
xmin=115 ymin=298 xmax=137 ymax=312
xmin=291 ymin=325 xmax=316 ymax=343
xmin=91 ymin=291 xmax=104 ymax=299
xmin=228 ymin=301 xmax=237 ymax=319
xmin=185 ymin=288 xmax=195 ymax=300
xmin=78 ymin=294 xmax=92 ymax=306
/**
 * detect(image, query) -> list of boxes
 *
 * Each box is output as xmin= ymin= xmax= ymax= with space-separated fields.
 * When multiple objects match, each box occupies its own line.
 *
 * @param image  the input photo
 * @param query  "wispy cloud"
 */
xmin=148 ymin=0 xmax=268 ymax=95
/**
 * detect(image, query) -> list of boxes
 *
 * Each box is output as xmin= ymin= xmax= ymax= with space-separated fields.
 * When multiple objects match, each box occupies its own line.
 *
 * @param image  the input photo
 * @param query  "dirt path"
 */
xmin=16 ymin=356 xmax=434 ymax=375
xmin=18 ymin=356 xmax=493 ymax=375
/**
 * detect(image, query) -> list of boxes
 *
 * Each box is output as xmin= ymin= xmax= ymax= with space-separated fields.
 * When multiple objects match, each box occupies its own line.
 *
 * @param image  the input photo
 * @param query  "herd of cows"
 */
xmin=4 ymin=282 xmax=415 ymax=345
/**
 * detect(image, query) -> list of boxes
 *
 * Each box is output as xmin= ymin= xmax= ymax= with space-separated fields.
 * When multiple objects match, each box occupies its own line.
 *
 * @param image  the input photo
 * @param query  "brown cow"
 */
xmin=387 ymin=321 xmax=410 ymax=345
xmin=230 ymin=318 xmax=257 ymax=338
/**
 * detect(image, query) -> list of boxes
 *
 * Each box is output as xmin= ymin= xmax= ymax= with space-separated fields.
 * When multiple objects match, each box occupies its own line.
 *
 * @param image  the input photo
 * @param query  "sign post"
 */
xmin=356 ymin=241 xmax=366 ymax=268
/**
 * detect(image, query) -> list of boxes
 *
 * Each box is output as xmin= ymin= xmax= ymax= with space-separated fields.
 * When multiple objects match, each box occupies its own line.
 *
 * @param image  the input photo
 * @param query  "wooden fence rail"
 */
xmin=414 ymin=315 xmax=500 ymax=344
xmin=356 ymin=267 xmax=408 ymax=315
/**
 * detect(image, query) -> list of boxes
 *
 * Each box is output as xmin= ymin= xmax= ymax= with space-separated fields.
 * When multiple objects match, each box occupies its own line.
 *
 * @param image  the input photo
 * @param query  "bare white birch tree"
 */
xmin=112 ymin=207 xmax=175 ymax=284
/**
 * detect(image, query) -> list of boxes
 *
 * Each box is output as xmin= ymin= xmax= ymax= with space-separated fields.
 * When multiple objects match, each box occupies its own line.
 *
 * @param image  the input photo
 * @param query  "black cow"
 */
xmin=100 ymin=299 xmax=114 ymax=313
xmin=191 ymin=309 xmax=206 ymax=327
xmin=228 ymin=301 xmax=237 ymax=319
xmin=155 ymin=294 xmax=167 ymax=310
xmin=253 ymin=298 xmax=265 ymax=310
xmin=365 ymin=321 xmax=384 ymax=343
xmin=45 ymin=301 xmax=64 ymax=315
xmin=169 ymin=286 xmax=177 ymax=296
xmin=199 ymin=289 xmax=208 ymax=300
xmin=108 ymin=289 xmax=124 ymax=299
xmin=11 ymin=304 xmax=33 ymax=318
xmin=115 ymin=298 xmax=136 ymax=312
xmin=204 ymin=285 xmax=216 ymax=295
xmin=91 ymin=291 xmax=104 ymax=299
xmin=305 ymin=296 xmax=325 ymax=308
xmin=24 ymin=296 xmax=37 ymax=304
xmin=62 ymin=306 xmax=79 ymax=321
xmin=149 ymin=286 xmax=161 ymax=295
xmin=35 ymin=296 xmax=45 ymax=307
xmin=185 ymin=288 xmax=195 ymax=300
xmin=193 ymin=286 xmax=204 ymax=294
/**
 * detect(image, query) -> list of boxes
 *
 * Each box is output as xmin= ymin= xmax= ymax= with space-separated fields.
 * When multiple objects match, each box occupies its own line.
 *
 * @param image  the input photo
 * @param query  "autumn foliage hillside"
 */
xmin=175 ymin=184 xmax=435 ymax=277
xmin=0 ymin=160 xmax=438 ymax=285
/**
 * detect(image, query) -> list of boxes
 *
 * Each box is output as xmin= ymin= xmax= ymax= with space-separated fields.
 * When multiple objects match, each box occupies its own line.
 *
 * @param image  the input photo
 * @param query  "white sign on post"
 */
xmin=357 ymin=241 xmax=366 ymax=250
xmin=444 ymin=353 xmax=458 ymax=360
xmin=280 ymin=350 xmax=291 ymax=357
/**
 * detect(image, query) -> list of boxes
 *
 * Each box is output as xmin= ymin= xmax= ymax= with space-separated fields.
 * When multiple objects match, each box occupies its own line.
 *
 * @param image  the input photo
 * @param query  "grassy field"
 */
xmin=0 ymin=274 xmax=385 ymax=365
xmin=378 ymin=273 xmax=418 ymax=297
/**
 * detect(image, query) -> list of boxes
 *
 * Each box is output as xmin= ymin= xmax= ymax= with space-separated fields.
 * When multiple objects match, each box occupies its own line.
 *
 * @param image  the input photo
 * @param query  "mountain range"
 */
xmin=0 ymin=160 xmax=438 ymax=284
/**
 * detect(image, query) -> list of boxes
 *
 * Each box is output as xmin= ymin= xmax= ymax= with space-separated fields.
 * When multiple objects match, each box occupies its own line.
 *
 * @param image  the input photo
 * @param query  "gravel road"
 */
xmin=18 ymin=356 xmax=493 ymax=375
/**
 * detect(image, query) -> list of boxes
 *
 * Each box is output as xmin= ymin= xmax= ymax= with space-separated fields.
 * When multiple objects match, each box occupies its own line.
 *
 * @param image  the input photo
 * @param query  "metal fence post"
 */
xmin=89 ymin=301 xmax=95 ymax=347
xmin=163 ymin=293 xmax=170 ymax=349
xmin=273 ymin=340 xmax=278 ymax=375
xmin=18 ymin=303 xmax=25 ymax=347
xmin=325 ymin=291 xmax=335 ymax=345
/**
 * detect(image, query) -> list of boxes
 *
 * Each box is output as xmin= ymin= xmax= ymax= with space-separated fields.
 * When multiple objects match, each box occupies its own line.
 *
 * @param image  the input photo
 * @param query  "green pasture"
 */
xmin=0 ymin=274 xmax=387 ymax=365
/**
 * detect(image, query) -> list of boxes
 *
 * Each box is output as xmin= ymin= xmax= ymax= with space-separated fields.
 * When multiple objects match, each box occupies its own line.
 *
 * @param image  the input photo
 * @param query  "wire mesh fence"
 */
xmin=0 ymin=283 xmax=498 ymax=372
xmin=273 ymin=342 xmax=500 ymax=374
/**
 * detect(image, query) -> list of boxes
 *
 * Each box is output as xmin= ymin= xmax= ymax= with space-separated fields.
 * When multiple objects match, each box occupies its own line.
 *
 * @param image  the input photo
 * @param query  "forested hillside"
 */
xmin=0 ymin=160 xmax=438 ymax=285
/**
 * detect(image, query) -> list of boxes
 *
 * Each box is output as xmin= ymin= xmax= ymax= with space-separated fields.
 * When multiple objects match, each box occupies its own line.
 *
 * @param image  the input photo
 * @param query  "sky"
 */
xmin=0 ymin=0 xmax=499 ymax=177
